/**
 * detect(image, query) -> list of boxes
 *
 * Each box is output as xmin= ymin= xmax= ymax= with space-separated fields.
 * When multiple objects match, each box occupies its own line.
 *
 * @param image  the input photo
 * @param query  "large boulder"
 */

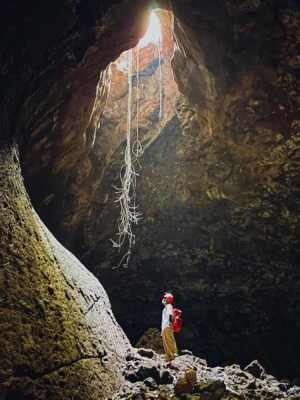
xmin=0 ymin=147 xmax=131 ymax=399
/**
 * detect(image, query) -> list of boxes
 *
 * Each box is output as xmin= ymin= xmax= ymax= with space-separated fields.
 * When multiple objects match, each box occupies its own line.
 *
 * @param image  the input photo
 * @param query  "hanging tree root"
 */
xmin=110 ymin=48 xmax=142 ymax=268
xmin=111 ymin=22 xmax=164 ymax=267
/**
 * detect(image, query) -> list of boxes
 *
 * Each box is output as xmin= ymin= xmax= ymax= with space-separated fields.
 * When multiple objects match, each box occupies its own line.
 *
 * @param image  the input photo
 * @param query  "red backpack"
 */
xmin=172 ymin=308 xmax=182 ymax=333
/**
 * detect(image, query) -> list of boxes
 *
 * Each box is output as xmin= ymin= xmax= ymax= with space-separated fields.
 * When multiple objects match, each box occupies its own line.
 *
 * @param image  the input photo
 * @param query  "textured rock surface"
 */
xmin=1 ymin=0 xmax=300 ymax=383
xmin=0 ymin=148 xmax=130 ymax=399
xmin=111 ymin=350 xmax=300 ymax=399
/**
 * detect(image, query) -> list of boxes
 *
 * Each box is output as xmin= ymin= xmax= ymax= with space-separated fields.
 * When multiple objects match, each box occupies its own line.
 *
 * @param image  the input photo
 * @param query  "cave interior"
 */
xmin=1 ymin=0 xmax=300 ymax=399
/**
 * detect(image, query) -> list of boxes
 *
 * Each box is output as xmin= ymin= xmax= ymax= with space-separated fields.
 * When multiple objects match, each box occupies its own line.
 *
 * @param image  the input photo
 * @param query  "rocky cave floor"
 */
xmin=110 ymin=338 xmax=300 ymax=400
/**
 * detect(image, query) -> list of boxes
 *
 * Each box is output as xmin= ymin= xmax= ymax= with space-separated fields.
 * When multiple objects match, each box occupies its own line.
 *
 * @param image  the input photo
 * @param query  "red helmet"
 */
xmin=163 ymin=292 xmax=174 ymax=304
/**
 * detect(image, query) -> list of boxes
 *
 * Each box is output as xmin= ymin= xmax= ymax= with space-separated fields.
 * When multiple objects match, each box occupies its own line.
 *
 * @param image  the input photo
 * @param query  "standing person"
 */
xmin=161 ymin=292 xmax=178 ymax=364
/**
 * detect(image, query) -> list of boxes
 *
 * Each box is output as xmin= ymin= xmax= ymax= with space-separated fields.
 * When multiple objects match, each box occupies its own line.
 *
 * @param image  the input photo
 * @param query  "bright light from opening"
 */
xmin=115 ymin=11 xmax=162 ymax=72
xmin=138 ymin=11 xmax=161 ymax=48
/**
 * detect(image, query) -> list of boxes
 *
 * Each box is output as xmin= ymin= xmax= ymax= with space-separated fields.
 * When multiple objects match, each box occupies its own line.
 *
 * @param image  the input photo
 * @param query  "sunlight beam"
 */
xmin=138 ymin=11 xmax=161 ymax=48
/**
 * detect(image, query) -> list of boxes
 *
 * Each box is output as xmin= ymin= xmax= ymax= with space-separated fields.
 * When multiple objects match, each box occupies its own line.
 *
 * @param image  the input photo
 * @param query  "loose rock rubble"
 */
xmin=109 ymin=349 xmax=300 ymax=400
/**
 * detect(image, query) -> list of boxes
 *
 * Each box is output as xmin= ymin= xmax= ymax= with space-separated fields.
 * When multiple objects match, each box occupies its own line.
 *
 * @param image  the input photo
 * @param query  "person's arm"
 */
xmin=167 ymin=304 xmax=173 ymax=327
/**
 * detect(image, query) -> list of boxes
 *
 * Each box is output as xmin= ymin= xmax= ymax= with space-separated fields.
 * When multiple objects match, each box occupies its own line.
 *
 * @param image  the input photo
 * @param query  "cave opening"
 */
xmin=102 ymin=8 xmax=177 ymax=268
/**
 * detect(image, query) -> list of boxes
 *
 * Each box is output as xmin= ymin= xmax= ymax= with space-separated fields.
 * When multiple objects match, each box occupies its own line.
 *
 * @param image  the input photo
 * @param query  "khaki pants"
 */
xmin=162 ymin=327 xmax=178 ymax=362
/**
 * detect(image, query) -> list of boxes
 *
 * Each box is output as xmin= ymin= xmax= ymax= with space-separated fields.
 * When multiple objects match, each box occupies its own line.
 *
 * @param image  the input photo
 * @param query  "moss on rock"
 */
xmin=0 ymin=147 xmax=131 ymax=399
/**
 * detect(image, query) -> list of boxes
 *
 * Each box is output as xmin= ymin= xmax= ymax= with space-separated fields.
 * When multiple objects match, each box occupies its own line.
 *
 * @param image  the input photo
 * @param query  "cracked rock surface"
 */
xmin=0 ymin=147 xmax=130 ymax=399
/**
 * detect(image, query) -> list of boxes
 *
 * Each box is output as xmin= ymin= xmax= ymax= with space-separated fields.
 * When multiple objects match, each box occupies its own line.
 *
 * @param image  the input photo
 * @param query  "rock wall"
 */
xmin=0 ymin=147 xmax=130 ymax=399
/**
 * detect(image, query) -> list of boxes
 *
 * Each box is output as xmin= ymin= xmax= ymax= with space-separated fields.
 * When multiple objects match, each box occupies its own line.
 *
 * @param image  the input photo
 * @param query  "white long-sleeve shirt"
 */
xmin=161 ymin=303 xmax=173 ymax=331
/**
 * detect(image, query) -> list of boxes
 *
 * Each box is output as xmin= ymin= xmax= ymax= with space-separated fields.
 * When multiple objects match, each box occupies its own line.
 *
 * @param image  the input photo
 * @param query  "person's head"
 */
xmin=162 ymin=292 xmax=174 ymax=305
